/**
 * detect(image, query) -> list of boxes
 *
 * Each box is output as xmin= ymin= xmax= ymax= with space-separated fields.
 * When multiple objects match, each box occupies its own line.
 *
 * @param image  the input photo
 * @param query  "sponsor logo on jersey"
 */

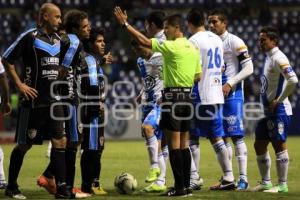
xmin=41 ymin=57 xmax=59 ymax=66
xmin=211 ymin=77 xmax=221 ymax=86
xmin=260 ymin=75 xmax=268 ymax=94
xmin=42 ymin=69 xmax=59 ymax=80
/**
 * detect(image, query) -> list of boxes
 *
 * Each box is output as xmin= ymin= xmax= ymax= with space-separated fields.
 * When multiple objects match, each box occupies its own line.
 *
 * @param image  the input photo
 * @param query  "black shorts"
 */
xmin=15 ymin=103 xmax=65 ymax=145
xmin=80 ymin=104 xmax=105 ymax=151
xmin=159 ymin=88 xmax=193 ymax=132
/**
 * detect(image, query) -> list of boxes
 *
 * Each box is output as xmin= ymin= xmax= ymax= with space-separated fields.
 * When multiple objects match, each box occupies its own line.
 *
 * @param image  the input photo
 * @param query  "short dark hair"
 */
xmin=208 ymin=8 xmax=227 ymax=23
xmin=146 ymin=11 xmax=165 ymax=29
xmin=260 ymin=26 xmax=279 ymax=45
xmin=187 ymin=8 xmax=205 ymax=27
xmin=63 ymin=9 xmax=88 ymax=33
xmin=164 ymin=14 xmax=184 ymax=31
xmin=88 ymin=27 xmax=104 ymax=43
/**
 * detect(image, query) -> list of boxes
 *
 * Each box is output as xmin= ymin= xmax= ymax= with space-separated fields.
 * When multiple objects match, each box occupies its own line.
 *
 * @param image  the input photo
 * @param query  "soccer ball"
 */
xmin=114 ymin=172 xmax=138 ymax=194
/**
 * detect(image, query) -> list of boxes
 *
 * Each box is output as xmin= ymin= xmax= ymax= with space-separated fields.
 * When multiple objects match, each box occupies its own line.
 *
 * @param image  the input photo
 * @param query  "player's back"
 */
xmin=189 ymin=31 xmax=224 ymax=105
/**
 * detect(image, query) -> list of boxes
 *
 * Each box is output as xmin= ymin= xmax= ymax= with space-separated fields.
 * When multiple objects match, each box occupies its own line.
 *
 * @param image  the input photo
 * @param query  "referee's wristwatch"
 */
xmin=122 ymin=21 xmax=129 ymax=28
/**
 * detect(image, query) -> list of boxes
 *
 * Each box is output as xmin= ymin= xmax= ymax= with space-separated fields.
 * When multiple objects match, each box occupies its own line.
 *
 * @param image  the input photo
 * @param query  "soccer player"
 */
xmin=0 ymin=57 xmax=12 ymax=189
xmin=187 ymin=8 xmax=235 ymax=191
xmin=208 ymin=9 xmax=254 ymax=190
xmin=114 ymin=7 xmax=201 ymax=196
xmin=252 ymin=26 xmax=298 ymax=193
xmin=137 ymin=11 xmax=168 ymax=192
xmin=1 ymin=3 xmax=72 ymax=199
xmin=131 ymin=39 xmax=166 ymax=192
xmin=38 ymin=9 xmax=91 ymax=198
xmin=80 ymin=27 xmax=111 ymax=195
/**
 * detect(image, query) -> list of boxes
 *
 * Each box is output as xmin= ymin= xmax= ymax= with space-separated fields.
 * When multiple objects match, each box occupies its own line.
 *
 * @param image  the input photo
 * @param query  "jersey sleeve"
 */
xmin=2 ymin=30 xmax=32 ymax=64
xmin=60 ymin=34 xmax=82 ymax=69
xmin=151 ymin=38 xmax=171 ymax=56
xmin=232 ymin=37 xmax=251 ymax=64
xmin=275 ymin=56 xmax=296 ymax=78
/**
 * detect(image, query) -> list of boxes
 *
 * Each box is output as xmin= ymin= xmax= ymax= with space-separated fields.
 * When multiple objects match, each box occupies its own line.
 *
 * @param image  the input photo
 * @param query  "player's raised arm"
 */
xmin=113 ymin=6 xmax=152 ymax=48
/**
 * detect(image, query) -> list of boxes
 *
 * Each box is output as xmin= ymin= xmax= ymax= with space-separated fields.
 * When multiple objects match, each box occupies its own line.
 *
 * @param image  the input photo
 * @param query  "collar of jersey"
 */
xmin=266 ymin=47 xmax=279 ymax=57
xmin=220 ymin=31 xmax=228 ymax=41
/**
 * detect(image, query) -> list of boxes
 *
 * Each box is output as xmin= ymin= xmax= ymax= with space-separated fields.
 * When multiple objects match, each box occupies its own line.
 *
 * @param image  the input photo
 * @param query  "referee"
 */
xmin=114 ymin=7 xmax=201 ymax=197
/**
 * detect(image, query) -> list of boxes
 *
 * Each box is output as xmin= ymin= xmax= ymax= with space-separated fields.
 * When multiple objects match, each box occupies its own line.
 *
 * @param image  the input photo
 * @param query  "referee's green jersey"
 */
xmin=151 ymin=37 xmax=201 ymax=88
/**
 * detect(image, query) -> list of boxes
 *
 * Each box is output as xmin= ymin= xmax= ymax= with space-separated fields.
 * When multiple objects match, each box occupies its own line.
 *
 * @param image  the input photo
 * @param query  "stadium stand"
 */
xmin=0 ymin=0 xmax=299 ymax=134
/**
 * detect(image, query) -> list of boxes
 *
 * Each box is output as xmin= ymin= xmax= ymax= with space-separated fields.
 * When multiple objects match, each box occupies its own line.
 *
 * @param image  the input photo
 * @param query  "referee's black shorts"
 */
xmin=159 ymin=87 xmax=193 ymax=132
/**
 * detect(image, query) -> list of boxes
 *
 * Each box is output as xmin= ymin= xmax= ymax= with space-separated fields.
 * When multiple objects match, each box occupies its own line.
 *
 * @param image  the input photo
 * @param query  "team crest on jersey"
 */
xmin=144 ymin=75 xmax=155 ymax=91
xmin=278 ymin=122 xmax=284 ymax=135
xmin=226 ymin=115 xmax=237 ymax=125
xmin=27 ymin=129 xmax=37 ymax=139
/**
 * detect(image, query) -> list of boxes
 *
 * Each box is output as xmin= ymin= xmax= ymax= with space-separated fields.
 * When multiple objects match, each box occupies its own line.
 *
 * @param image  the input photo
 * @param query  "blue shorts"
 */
xmin=223 ymin=99 xmax=244 ymax=137
xmin=142 ymin=104 xmax=163 ymax=140
xmin=255 ymin=115 xmax=290 ymax=142
xmin=190 ymin=104 xmax=224 ymax=138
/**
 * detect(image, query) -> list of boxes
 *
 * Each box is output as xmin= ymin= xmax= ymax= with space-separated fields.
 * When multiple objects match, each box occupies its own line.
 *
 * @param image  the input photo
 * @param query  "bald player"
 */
xmin=2 ymin=3 xmax=73 ymax=199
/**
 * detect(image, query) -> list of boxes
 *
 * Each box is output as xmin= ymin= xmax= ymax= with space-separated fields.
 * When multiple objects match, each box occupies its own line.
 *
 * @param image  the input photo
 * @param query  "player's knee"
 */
xmin=254 ymin=140 xmax=268 ymax=155
xmin=142 ymin=124 xmax=154 ymax=137
xmin=232 ymin=136 xmax=244 ymax=145
xmin=51 ymin=137 xmax=67 ymax=148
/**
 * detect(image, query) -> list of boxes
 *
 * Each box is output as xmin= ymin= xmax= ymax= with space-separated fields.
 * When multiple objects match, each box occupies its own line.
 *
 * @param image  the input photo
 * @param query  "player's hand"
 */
xmin=104 ymin=52 xmax=113 ymax=65
xmin=1 ymin=102 xmax=12 ymax=116
xmin=269 ymin=99 xmax=279 ymax=114
xmin=17 ymin=82 xmax=38 ymax=100
xmin=222 ymin=83 xmax=232 ymax=98
xmin=99 ymin=101 xmax=105 ymax=111
xmin=113 ymin=6 xmax=128 ymax=25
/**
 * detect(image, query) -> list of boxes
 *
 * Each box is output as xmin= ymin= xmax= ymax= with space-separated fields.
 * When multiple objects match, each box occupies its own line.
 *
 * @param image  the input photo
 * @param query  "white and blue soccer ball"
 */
xmin=114 ymin=172 xmax=138 ymax=194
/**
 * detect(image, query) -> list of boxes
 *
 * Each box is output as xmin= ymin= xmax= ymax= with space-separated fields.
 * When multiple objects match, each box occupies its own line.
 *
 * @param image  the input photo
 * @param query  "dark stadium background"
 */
xmin=0 ymin=0 xmax=299 ymax=139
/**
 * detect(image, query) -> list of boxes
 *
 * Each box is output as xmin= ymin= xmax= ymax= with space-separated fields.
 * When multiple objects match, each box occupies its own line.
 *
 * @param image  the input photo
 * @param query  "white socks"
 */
xmin=0 ymin=146 xmax=5 ymax=181
xmin=276 ymin=150 xmax=289 ymax=185
xmin=146 ymin=135 xmax=159 ymax=168
xmin=234 ymin=139 xmax=248 ymax=181
xmin=256 ymin=151 xmax=271 ymax=184
xmin=225 ymin=142 xmax=233 ymax=172
xmin=190 ymin=144 xmax=200 ymax=173
xmin=156 ymin=152 xmax=166 ymax=185
xmin=213 ymin=140 xmax=234 ymax=182
xmin=189 ymin=145 xmax=200 ymax=180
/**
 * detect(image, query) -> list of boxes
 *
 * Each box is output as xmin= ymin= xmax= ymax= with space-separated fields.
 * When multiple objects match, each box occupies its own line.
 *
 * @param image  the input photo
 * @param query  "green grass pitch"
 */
xmin=0 ymin=136 xmax=300 ymax=199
